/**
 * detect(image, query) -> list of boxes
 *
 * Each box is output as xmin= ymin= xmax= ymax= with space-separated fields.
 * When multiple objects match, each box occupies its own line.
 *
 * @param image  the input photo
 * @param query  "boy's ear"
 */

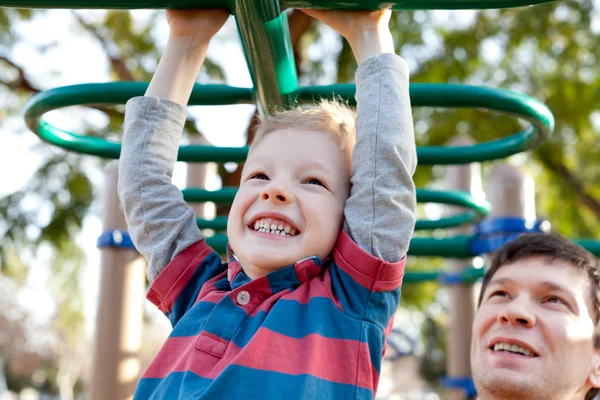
xmin=588 ymin=351 xmax=600 ymax=388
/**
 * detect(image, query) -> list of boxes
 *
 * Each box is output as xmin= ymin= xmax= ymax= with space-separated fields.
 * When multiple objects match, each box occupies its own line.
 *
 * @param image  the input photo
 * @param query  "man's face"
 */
xmin=471 ymin=257 xmax=600 ymax=399
xmin=227 ymin=128 xmax=350 ymax=279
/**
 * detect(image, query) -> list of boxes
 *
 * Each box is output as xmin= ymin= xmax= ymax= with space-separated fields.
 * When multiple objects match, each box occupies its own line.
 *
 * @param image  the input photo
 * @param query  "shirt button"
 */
xmin=236 ymin=291 xmax=250 ymax=305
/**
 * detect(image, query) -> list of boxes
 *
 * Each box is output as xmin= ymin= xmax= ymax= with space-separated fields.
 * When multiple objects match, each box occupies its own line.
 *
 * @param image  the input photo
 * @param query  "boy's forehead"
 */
xmin=248 ymin=129 xmax=350 ymax=165
xmin=253 ymin=128 xmax=339 ymax=148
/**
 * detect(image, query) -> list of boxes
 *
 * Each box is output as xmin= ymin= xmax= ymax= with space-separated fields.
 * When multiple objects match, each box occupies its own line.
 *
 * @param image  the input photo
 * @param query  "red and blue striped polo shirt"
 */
xmin=134 ymin=229 xmax=405 ymax=399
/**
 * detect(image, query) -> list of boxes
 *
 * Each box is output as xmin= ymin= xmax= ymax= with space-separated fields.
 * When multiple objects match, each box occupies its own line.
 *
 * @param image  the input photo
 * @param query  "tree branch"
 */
xmin=538 ymin=155 xmax=600 ymax=220
xmin=71 ymin=11 xmax=135 ymax=81
xmin=0 ymin=55 xmax=38 ymax=93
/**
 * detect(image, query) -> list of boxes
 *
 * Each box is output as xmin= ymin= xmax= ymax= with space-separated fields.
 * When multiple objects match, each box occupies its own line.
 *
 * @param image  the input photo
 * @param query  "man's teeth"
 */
xmin=492 ymin=343 xmax=535 ymax=357
xmin=253 ymin=218 xmax=297 ymax=236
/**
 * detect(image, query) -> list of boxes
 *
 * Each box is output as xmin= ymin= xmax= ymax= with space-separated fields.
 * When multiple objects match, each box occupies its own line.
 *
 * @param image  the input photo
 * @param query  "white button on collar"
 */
xmin=236 ymin=291 xmax=250 ymax=305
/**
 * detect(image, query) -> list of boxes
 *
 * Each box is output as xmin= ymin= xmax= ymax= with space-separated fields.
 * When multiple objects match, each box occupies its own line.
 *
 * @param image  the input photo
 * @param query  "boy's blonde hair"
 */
xmin=250 ymin=99 xmax=357 ymax=162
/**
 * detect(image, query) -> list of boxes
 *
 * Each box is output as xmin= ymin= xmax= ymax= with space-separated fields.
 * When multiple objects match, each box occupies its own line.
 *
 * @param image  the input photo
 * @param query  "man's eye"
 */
xmin=306 ymin=178 xmax=327 ymax=188
xmin=489 ymin=290 xmax=508 ymax=298
xmin=544 ymin=296 xmax=565 ymax=305
xmin=249 ymin=173 xmax=269 ymax=180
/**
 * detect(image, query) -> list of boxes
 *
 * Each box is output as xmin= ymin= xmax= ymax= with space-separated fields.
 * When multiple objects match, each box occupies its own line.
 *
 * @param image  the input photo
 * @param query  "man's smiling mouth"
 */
xmin=490 ymin=342 xmax=538 ymax=357
xmin=251 ymin=217 xmax=298 ymax=237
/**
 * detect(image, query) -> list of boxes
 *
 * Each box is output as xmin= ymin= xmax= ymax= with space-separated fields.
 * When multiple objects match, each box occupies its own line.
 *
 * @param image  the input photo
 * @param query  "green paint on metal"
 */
xmin=23 ymin=83 xmax=554 ymax=164
xmin=574 ymin=240 xmax=600 ymax=257
xmin=205 ymin=234 xmax=476 ymax=258
xmin=264 ymin=13 xmax=298 ymax=95
xmin=284 ymin=0 xmax=555 ymax=10
xmin=234 ymin=0 xmax=297 ymax=114
xmin=197 ymin=216 xmax=229 ymax=230
xmin=183 ymin=188 xmax=491 ymax=230
xmin=403 ymin=267 xmax=484 ymax=284
xmin=0 ymin=0 xmax=556 ymax=10
xmin=408 ymin=236 xmax=473 ymax=258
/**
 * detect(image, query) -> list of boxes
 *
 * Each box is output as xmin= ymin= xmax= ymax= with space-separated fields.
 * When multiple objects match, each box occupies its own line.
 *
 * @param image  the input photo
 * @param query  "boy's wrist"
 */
xmin=167 ymin=34 xmax=211 ymax=53
xmin=349 ymin=28 xmax=395 ymax=64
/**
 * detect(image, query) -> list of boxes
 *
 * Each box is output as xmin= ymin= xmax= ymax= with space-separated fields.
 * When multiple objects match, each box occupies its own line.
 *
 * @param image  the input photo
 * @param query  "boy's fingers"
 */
xmin=298 ymin=8 xmax=322 ymax=19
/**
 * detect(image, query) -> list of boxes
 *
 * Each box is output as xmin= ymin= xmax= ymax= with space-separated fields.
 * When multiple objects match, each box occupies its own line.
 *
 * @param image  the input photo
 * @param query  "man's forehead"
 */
xmin=489 ymin=257 xmax=590 ymax=294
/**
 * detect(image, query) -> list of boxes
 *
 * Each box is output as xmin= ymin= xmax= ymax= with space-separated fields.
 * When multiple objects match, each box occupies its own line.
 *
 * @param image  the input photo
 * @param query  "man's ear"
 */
xmin=589 ymin=351 xmax=600 ymax=388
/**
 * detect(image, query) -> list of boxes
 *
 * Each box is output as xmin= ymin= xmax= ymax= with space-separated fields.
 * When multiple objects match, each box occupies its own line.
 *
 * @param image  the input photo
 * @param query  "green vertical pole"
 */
xmin=234 ymin=0 xmax=298 ymax=115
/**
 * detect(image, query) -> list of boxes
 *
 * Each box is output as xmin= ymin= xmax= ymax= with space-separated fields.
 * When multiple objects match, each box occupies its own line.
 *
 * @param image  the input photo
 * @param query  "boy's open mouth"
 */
xmin=250 ymin=217 xmax=299 ymax=237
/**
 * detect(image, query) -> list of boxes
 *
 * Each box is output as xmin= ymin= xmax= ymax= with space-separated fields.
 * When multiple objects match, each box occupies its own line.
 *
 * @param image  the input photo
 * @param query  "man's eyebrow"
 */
xmin=490 ymin=277 xmax=572 ymax=294
xmin=537 ymin=281 xmax=572 ymax=293
xmin=488 ymin=277 xmax=515 ymax=287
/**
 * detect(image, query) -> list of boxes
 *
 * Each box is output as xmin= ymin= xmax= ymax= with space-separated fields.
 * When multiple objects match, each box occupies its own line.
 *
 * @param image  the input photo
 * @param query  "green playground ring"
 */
xmin=403 ymin=266 xmax=484 ymax=284
xmin=575 ymin=240 xmax=600 ymax=258
xmin=185 ymin=187 xmax=491 ymax=231
xmin=0 ymin=0 xmax=556 ymax=10
xmin=202 ymin=233 xmax=600 ymax=259
xmin=23 ymin=82 xmax=554 ymax=165
xmin=204 ymin=234 xmax=475 ymax=258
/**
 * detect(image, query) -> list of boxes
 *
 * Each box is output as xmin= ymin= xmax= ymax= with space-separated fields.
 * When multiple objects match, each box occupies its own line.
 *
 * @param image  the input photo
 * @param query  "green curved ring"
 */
xmin=186 ymin=187 xmax=491 ymax=230
xmin=0 ymin=0 xmax=556 ymax=10
xmin=23 ymin=82 xmax=554 ymax=165
xmin=205 ymin=234 xmax=475 ymax=258
xmin=402 ymin=267 xmax=484 ymax=284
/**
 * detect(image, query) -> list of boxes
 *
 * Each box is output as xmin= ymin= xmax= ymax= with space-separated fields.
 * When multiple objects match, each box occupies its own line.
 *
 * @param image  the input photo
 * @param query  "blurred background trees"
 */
xmin=0 ymin=1 xmax=598 ymax=396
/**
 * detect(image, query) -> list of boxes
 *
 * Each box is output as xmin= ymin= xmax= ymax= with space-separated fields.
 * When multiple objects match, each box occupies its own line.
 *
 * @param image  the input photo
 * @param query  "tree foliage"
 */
xmin=0 ymin=1 xmax=598 ymax=393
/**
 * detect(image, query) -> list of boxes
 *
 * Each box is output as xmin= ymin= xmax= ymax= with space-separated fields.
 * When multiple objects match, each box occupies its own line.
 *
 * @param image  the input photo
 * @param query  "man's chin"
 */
xmin=476 ymin=371 xmax=537 ymax=399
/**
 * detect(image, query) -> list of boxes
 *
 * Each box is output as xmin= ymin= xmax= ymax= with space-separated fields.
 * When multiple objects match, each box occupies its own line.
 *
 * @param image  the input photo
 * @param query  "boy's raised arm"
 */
xmin=303 ymin=9 xmax=417 ymax=263
xmin=118 ymin=10 xmax=229 ymax=282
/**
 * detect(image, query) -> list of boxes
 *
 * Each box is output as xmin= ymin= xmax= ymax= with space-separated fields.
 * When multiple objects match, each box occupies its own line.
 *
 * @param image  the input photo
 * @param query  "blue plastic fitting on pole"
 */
xmin=97 ymin=230 xmax=136 ymax=249
xmin=469 ymin=217 xmax=550 ymax=254
xmin=441 ymin=376 xmax=477 ymax=398
xmin=475 ymin=216 xmax=550 ymax=236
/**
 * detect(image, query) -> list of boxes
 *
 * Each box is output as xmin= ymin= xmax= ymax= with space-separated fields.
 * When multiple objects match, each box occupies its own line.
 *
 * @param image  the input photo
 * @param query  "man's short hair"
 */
xmin=478 ymin=233 xmax=600 ymax=400
xmin=251 ymin=99 xmax=357 ymax=162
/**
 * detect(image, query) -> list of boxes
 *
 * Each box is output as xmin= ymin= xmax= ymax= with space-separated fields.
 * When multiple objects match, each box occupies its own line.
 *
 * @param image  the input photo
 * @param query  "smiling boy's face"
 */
xmin=227 ymin=128 xmax=351 ymax=279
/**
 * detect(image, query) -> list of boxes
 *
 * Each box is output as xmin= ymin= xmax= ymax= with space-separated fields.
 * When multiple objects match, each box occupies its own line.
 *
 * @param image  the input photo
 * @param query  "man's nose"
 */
xmin=261 ymin=182 xmax=292 ymax=204
xmin=498 ymin=298 xmax=536 ymax=328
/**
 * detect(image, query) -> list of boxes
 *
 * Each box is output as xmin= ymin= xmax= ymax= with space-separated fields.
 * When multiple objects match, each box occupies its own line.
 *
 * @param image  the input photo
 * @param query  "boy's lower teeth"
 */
xmin=255 ymin=227 xmax=290 ymax=236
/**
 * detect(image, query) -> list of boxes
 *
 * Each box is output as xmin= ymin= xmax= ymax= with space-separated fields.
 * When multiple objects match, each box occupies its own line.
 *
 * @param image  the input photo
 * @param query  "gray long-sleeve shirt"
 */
xmin=118 ymin=53 xmax=417 ymax=283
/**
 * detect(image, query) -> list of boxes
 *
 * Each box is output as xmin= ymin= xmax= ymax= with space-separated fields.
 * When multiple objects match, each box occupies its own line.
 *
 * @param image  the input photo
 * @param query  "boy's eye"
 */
xmin=248 ymin=173 xmax=269 ymax=181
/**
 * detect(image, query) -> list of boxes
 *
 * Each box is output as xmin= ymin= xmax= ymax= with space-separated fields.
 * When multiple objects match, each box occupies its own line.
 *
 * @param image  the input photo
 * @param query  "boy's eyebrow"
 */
xmin=301 ymin=159 xmax=336 ymax=175
xmin=248 ymin=156 xmax=336 ymax=175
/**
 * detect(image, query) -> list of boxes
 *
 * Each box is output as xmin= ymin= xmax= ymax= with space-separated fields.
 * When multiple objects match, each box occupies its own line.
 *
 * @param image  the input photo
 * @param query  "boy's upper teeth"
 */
xmin=253 ymin=217 xmax=297 ymax=236
xmin=492 ymin=342 xmax=535 ymax=357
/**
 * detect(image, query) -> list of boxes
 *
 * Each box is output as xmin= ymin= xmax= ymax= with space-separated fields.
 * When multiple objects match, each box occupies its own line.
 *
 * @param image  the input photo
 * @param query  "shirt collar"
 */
xmin=226 ymin=245 xmax=326 ymax=291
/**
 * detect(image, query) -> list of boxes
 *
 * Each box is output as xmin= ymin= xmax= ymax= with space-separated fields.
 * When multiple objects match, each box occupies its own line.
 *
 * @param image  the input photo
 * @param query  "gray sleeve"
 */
xmin=343 ymin=53 xmax=417 ymax=263
xmin=117 ymin=96 xmax=205 ymax=282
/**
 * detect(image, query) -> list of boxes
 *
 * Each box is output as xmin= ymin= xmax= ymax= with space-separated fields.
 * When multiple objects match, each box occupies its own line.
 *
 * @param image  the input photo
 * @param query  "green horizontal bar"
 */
xmin=575 ymin=239 xmax=600 ymax=258
xmin=24 ymin=83 xmax=554 ymax=165
xmin=196 ymin=216 xmax=228 ymax=230
xmin=0 ymin=0 xmax=556 ymax=9
xmin=184 ymin=187 xmax=491 ymax=230
xmin=403 ymin=267 xmax=484 ymax=283
xmin=206 ymin=234 xmax=475 ymax=258
xmin=408 ymin=236 xmax=474 ymax=258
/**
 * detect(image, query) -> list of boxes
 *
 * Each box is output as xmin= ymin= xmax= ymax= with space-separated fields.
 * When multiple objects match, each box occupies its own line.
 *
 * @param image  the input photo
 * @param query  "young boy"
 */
xmin=118 ymin=8 xmax=417 ymax=400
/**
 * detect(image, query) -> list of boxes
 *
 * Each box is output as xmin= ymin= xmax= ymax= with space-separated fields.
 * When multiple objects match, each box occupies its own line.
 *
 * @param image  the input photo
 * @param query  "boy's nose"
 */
xmin=261 ymin=184 xmax=292 ymax=204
